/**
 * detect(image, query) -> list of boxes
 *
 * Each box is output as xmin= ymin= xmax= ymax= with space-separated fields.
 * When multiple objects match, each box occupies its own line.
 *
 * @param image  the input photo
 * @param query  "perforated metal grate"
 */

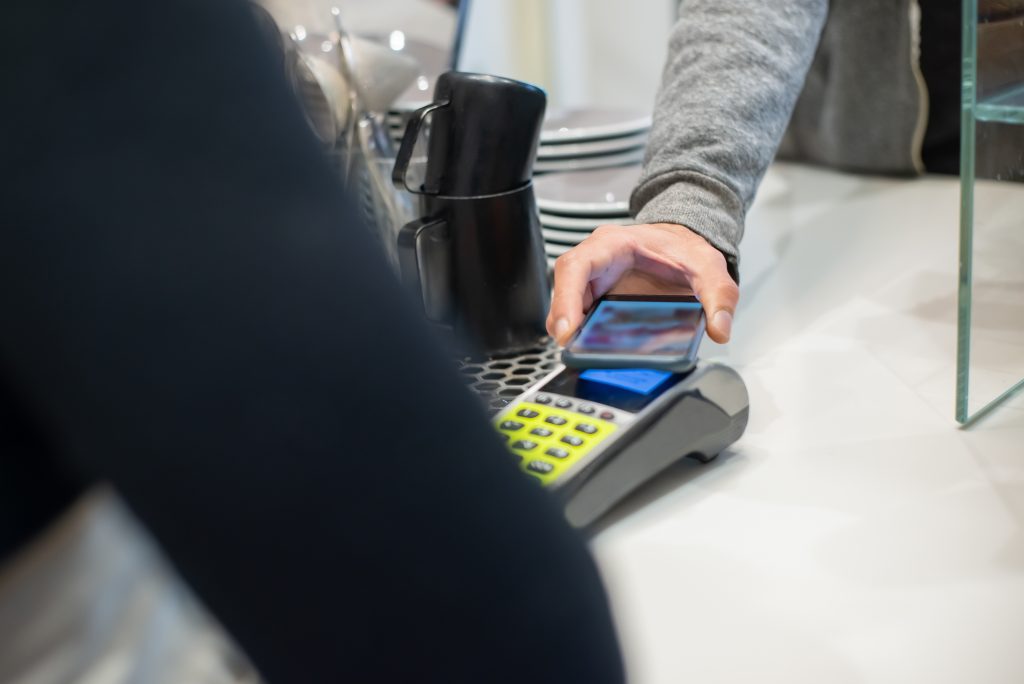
xmin=458 ymin=338 xmax=563 ymax=413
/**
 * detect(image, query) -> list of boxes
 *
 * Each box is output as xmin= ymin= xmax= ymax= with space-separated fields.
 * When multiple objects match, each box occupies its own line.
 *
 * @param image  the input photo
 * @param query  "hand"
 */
xmin=546 ymin=223 xmax=739 ymax=345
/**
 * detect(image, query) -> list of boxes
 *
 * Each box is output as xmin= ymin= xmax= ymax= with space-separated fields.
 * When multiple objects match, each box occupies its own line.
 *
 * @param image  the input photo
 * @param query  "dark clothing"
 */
xmin=0 ymin=1 xmax=625 ymax=682
xmin=920 ymin=0 xmax=963 ymax=174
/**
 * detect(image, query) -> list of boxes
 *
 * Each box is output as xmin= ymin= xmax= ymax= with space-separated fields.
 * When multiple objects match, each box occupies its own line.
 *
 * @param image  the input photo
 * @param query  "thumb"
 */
xmin=691 ymin=271 xmax=739 ymax=344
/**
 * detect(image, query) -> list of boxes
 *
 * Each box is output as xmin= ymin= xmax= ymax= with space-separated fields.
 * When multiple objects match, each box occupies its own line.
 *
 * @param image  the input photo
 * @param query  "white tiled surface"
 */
xmin=592 ymin=164 xmax=1024 ymax=684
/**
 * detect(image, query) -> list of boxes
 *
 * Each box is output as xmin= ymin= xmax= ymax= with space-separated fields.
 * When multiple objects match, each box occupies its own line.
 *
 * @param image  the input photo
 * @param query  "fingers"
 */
xmin=546 ymin=222 xmax=740 ymax=345
xmin=546 ymin=227 xmax=636 ymax=345
xmin=629 ymin=223 xmax=739 ymax=343
xmin=687 ymin=254 xmax=739 ymax=343
xmin=608 ymin=269 xmax=693 ymax=297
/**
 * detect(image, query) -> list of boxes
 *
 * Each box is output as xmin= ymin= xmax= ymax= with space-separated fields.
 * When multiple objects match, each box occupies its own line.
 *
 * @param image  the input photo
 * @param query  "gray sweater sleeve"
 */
xmin=631 ymin=0 xmax=829 ymax=281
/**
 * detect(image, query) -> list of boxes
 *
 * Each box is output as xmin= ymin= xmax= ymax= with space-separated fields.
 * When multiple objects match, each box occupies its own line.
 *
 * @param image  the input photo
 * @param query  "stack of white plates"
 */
xmin=534 ymin=163 xmax=642 ymax=267
xmin=535 ymin=108 xmax=650 ymax=175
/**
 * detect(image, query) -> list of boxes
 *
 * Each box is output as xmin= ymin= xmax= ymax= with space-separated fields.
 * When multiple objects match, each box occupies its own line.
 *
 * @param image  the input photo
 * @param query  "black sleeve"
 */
xmin=0 ymin=1 xmax=625 ymax=682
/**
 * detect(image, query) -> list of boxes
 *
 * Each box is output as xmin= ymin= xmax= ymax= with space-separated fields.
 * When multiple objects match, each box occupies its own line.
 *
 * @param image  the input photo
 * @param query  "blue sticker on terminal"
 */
xmin=579 ymin=368 xmax=673 ymax=395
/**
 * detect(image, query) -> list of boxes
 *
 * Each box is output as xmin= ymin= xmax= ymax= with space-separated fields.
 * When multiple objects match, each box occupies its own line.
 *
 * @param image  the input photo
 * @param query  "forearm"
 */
xmin=632 ymin=0 xmax=829 ymax=280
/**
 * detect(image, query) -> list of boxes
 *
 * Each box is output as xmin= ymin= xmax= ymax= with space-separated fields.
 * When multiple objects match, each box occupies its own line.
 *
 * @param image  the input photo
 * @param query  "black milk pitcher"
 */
xmin=392 ymin=72 xmax=550 ymax=356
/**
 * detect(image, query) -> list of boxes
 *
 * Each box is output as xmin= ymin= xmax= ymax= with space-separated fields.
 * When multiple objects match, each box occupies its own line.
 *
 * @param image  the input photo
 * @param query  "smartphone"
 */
xmin=561 ymin=294 xmax=706 ymax=373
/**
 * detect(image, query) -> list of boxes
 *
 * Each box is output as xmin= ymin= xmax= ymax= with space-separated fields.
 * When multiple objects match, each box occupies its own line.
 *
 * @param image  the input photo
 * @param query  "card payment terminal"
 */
xmin=493 ymin=362 xmax=749 ymax=528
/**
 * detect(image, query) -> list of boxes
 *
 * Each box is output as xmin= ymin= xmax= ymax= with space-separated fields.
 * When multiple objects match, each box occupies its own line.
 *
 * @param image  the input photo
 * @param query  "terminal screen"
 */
xmin=542 ymin=367 xmax=686 ymax=413
xmin=579 ymin=368 xmax=673 ymax=395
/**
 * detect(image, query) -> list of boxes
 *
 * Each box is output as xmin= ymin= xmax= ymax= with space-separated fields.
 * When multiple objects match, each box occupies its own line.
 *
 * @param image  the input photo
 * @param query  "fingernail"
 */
xmin=712 ymin=310 xmax=733 ymax=340
xmin=554 ymin=318 xmax=570 ymax=341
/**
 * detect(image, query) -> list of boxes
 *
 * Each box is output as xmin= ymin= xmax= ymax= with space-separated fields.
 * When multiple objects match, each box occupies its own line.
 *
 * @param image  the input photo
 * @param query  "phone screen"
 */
xmin=567 ymin=298 xmax=705 ymax=357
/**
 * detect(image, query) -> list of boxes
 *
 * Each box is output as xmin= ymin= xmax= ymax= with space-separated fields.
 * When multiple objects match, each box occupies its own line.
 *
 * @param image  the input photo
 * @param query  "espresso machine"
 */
xmin=394 ymin=73 xmax=750 ymax=528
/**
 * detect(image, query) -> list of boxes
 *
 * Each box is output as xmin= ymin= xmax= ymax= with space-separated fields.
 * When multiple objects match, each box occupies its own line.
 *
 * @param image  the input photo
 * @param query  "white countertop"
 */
xmin=592 ymin=163 xmax=1024 ymax=684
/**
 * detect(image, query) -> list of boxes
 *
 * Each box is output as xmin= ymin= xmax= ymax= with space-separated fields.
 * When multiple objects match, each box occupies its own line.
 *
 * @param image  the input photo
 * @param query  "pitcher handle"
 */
xmin=392 ymin=101 xmax=448 ymax=194
xmin=397 ymin=215 xmax=450 ymax=320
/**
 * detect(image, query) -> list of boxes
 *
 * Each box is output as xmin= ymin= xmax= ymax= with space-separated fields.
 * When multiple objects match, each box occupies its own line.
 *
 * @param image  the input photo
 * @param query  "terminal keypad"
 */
xmin=494 ymin=398 xmax=618 ymax=485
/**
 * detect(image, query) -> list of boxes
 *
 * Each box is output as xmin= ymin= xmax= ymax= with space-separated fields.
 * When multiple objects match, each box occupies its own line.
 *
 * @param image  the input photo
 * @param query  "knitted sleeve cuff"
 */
xmin=630 ymin=170 xmax=745 ymax=283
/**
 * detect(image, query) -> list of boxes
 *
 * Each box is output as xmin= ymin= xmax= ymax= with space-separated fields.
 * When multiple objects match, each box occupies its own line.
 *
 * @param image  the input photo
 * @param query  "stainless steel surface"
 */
xmin=287 ymin=43 xmax=351 ymax=145
xmin=281 ymin=10 xmax=423 ymax=271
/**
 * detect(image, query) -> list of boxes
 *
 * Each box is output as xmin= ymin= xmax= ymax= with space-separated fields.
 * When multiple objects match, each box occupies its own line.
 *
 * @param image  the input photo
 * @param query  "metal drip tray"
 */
xmin=458 ymin=338 xmax=562 ymax=413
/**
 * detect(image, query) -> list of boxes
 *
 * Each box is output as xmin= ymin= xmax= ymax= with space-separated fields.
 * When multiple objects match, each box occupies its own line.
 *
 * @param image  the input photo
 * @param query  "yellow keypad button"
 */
xmin=527 ymin=461 xmax=554 ymax=475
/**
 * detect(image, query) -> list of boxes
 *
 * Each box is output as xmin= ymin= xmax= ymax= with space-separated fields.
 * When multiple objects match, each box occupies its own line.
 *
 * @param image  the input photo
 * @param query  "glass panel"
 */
xmin=957 ymin=0 xmax=1024 ymax=424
